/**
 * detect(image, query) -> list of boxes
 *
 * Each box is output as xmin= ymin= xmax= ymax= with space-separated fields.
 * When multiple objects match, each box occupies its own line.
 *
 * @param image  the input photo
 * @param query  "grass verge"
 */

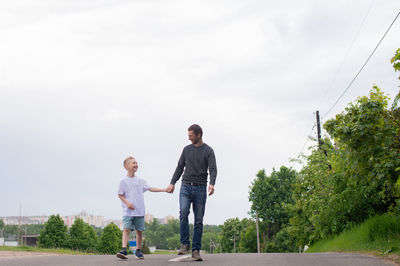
xmin=307 ymin=214 xmax=400 ymax=264
xmin=151 ymin=249 xmax=177 ymax=254
xmin=0 ymin=246 xmax=95 ymax=255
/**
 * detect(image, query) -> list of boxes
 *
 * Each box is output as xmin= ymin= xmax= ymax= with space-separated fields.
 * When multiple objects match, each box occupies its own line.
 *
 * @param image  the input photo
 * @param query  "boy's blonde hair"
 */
xmin=123 ymin=156 xmax=135 ymax=169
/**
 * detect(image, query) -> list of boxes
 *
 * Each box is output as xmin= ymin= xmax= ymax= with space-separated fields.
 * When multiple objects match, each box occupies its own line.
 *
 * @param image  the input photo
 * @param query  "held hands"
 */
xmin=164 ymin=184 xmax=213 ymax=195
xmin=166 ymin=184 xmax=175 ymax=193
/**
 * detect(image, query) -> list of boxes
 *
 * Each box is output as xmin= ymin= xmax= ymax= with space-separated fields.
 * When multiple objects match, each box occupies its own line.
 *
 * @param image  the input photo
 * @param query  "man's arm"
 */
xmin=118 ymin=194 xmax=134 ymax=209
xmin=167 ymin=149 xmax=186 ymax=193
xmin=208 ymin=149 xmax=217 ymax=196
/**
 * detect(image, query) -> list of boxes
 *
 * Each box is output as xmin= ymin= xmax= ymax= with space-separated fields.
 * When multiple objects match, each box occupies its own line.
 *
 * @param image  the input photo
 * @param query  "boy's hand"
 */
xmin=127 ymin=202 xmax=135 ymax=210
xmin=208 ymin=185 xmax=214 ymax=196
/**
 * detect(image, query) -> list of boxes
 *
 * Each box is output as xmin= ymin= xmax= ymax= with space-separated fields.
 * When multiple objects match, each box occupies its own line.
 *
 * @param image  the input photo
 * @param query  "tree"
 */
xmin=69 ymin=218 xmax=98 ymax=252
xmin=324 ymin=87 xmax=400 ymax=217
xmin=220 ymin=218 xmax=242 ymax=253
xmin=166 ymin=234 xmax=180 ymax=250
xmin=289 ymin=86 xmax=400 ymax=246
xmin=38 ymin=214 xmax=68 ymax=248
xmin=84 ymin=225 xmax=99 ymax=252
xmin=0 ymin=219 xmax=4 ymax=237
xmin=97 ymin=223 xmax=121 ymax=254
xmin=264 ymin=227 xmax=297 ymax=253
xmin=391 ymin=48 xmax=400 ymax=77
xmin=249 ymin=166 xmax=297 ymax=241
xmin=69 ymin=218 xmax=86 ymax=250
xmin=238 ymin=224 xmax=257 ymax=253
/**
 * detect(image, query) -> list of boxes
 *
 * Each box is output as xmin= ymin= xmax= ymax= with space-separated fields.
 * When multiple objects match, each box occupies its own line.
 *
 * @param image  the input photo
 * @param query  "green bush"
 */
xmin=97 ymin=223 xmax=122 ymax=254
xmin=38 ymin=214 xmax=68 ymax=248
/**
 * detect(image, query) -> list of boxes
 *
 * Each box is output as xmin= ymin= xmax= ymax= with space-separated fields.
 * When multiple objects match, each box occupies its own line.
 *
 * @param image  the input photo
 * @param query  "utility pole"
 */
xmin=18 ymin=205 xmax=21 ymax=246
xmin=316 ymin=110 xmax=331 ymax=168
xmin=233 ymin=234 xmax=236 ymax=253
xmin=256 ymin=211 xmax=260 ymax=253
xmin=316 ymin=110 xmax=322 ymax=150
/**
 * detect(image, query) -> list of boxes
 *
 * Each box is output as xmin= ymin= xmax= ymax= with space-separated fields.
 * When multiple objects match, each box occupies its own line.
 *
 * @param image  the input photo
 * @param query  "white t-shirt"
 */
xmin=118 ymin=175 xmax=150 ymax=217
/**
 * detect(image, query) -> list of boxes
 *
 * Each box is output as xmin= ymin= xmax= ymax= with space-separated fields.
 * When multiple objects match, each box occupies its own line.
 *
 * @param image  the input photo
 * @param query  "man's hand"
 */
xmin=208 ymin=185 xmax=215 ymax=196
xmin=166 ymin=184 xmax=175 ymax=193
xmin=127 ymin=202 xmax=135 ymax=210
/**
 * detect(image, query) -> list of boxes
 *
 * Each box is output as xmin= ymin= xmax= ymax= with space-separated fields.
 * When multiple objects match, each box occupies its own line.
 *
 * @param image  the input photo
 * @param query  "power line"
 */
xmin=298 ymin=1 xmax=376 ymax=157
xmin=297 ymin=8 xmax=399 ymax=158
xmin=298 ymin=122 xmax=316 ymax=156
xmin=322 ymin=10 xmax=400 ymax=119
xmin=316 ymin=0 xmax=376 ymax=112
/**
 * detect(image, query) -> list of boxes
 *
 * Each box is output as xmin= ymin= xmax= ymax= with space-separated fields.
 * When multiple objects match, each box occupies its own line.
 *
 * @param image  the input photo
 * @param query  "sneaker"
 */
xmin=192 ymin=250 xmax=202 ymax=261
xmin=116 ymin=249 xmax=128 ymax=259
xmin=178 ymin=244 xmax=190 ymax=255
xmin=135 ymin=249 xmax=144 ymax=259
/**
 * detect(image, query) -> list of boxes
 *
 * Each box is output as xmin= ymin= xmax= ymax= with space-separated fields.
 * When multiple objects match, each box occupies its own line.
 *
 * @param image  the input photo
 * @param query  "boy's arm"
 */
xmin=118 ymin=194 xmax=135 ymax=209
xmin=149 ymin=187 xmax=167 ymax=192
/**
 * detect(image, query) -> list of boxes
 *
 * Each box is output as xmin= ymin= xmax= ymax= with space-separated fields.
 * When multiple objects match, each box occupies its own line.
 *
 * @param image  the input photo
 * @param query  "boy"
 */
xmin=116 ymin=156 xmax=167 ymax=260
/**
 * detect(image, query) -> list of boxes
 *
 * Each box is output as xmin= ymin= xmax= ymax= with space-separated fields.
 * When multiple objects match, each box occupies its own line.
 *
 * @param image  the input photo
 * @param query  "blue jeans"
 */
xmin=179 ymin=184 xmax=207 ymax=251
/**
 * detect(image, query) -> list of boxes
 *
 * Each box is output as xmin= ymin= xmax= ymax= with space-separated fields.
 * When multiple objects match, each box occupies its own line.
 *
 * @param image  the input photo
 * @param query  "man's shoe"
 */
xmin=192 ymin=250 xmax=203 ymax=261
xmin=177 ymin=244 xmax=190 ymax=255
xmin=116 ymin=249 xmax=128 ymax=259
xmin=135 ymin=249 xmax=144 ymax=259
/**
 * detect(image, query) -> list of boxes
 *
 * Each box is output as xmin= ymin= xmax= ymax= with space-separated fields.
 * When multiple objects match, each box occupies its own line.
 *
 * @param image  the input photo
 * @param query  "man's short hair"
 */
xmin=188 ymin=124 xmax=203 ymax=137
xmin=123 ymin=156 xmax=134 ymax=169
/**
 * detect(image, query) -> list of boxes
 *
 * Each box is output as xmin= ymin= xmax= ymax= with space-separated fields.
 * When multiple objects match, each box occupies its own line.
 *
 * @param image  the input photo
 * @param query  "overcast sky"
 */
xmin=1 ymin=0 xmax=400 ymax=225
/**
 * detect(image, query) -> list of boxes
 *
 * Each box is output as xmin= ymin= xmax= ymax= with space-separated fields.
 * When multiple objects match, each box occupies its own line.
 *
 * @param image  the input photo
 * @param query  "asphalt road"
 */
xmin=0 ymin=253 xmax=395 ymax=266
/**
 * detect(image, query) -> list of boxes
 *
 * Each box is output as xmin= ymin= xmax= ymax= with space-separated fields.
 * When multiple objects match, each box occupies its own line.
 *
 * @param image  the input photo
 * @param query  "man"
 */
xmin=166 ymin=124 xmax=217 ymax=261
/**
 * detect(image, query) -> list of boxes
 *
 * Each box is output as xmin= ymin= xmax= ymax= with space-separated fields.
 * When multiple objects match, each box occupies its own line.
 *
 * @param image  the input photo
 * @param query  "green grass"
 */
xmin=151 ymin=249 xmax=177 ymax=254
xmin=307 ymin=214 xmax=400 ymax=263
xmin=0 ymin=245 xmax=95 ymax=255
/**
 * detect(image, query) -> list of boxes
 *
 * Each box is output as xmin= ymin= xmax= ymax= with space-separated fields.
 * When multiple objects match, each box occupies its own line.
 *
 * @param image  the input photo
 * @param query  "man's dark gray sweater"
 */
xmin=170 ymin=143 xmax=217 ymax=186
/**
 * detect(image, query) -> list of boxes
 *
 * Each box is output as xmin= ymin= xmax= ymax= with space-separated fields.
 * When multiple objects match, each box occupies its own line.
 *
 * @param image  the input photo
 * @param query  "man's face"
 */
xmin=126 ymin=158 xmax=138 ymax=172
xmin=188 ymin=130 xmax=201 ymax=144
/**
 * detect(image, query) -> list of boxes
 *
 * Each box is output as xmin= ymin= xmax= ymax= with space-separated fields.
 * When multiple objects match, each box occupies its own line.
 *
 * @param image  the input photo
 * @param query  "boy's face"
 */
xmin=125 ymin=158 xmax=138 ymax=172
xmin=188 ymin=130 xmax=201 ymax=144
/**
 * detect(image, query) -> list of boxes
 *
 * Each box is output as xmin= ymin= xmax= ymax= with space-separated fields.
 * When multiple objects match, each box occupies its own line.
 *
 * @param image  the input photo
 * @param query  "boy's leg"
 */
xmin=134 ymin=217 xmax=145 ymax=259
xmin=117 ymin=216 xmax=134 ymax=259
xmin=122 ymin=229 xmax=130 ymax=248
xmin=136 ymin=230 xmax=142 ymax=250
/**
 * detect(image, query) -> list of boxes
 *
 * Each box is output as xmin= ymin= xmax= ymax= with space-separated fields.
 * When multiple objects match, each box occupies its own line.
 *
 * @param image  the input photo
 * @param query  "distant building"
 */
xmin=0 ymin=211 xmax=136 ymax=230
xmin=22 ymin=235 xmax=38 ymax=246
xmin=62 ymin=210 xmax=105 ymax=228
xmin=144 ymin=213 xmax=176 ymax=224
xmin=144 ymin=213 xmax=154 ymax=223
xmin=164 ymin=215 xmax=175 ymax=223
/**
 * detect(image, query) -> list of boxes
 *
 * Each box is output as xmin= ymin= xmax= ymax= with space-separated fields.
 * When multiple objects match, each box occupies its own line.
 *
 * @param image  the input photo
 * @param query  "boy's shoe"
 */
xmin=116 ymin=249 xmax=128 ymax=260
xmin=135 ymin=249 xmax=144 ymax=259
xmin=177 ymin=244 xmax=190 ymax=255
xmin=192 ymin=250 xmax=203 ymax=261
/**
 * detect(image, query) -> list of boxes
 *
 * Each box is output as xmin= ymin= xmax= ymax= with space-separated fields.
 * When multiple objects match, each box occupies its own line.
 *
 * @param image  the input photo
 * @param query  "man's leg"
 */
xmin=192 ymin=185 xmax=207 ymax=252
xmin=179 ymin=184 xmax=192 ymax=252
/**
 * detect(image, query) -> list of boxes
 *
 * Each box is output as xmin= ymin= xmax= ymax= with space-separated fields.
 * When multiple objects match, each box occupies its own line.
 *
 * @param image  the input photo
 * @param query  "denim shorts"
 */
xmin=122 ymin=216 xmax=145 ymax=231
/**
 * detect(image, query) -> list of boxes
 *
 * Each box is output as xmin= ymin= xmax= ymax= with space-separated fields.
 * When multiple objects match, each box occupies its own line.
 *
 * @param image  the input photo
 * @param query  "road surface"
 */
xmin=0 ymin=252 xmax=395 ymax=266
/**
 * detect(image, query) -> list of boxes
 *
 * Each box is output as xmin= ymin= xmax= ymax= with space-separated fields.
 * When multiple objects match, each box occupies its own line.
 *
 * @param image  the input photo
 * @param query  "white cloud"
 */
xmin=1 ymin=0 xmax=400 ymax=224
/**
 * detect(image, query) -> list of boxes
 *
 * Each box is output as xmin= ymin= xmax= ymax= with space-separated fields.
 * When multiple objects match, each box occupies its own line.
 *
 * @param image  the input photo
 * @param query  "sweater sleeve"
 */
xmin=208 ymin=148 xmax=217 ymax=186
xmin=170 ymin=149 xmax=186 ymax=185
